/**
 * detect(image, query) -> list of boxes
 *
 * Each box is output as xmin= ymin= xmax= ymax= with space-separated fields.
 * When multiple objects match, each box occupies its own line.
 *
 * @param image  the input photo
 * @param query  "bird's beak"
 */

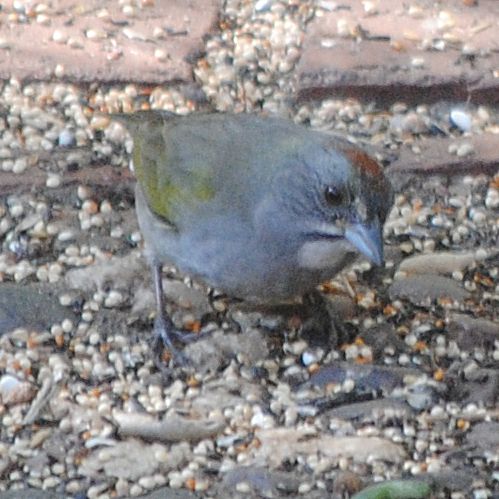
xmin=344 ymin=217 xmax=384 ymax=266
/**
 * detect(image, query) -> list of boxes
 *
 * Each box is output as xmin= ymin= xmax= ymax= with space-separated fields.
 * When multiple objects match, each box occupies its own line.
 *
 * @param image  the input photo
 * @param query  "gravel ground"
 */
xmin=0 ymin=1 xmax=498 ymax=498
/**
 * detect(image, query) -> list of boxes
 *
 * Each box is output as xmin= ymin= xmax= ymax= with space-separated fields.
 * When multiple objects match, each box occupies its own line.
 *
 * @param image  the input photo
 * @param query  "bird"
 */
xmin=112 ymin=111 xmax=393 ymax=362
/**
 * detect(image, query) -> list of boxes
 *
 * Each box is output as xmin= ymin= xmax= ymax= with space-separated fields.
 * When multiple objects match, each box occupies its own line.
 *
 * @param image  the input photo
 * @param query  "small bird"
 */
xmin=113 ymin=111 xmax=393 ymax=361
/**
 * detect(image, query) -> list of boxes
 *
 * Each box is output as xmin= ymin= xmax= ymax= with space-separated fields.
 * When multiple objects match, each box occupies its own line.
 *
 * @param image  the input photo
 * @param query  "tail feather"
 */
xmin=109 ymin=110 xmax=176 ymax=134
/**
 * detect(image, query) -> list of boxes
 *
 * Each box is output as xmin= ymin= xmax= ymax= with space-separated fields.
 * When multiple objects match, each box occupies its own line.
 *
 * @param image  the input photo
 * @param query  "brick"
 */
xmin=0 ymin=0 xmax=220 ymax=84
xmin=297 ymin=0 xmax=499 ymax=105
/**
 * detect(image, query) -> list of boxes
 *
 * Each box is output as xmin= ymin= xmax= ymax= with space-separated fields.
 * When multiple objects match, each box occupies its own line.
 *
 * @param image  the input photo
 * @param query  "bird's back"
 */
xmin=118 ymin=111 xmax=321 ymax=229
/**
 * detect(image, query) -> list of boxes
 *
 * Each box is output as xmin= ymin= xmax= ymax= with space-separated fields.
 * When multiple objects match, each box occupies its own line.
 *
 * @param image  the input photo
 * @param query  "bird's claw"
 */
xmin=151 ymin=315 xmax=191 ymax=368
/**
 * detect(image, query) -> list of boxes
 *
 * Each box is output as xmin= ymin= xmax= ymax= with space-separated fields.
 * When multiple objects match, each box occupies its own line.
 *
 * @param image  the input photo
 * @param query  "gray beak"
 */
xmin=344 ymin=217 xmax=384 ymax=266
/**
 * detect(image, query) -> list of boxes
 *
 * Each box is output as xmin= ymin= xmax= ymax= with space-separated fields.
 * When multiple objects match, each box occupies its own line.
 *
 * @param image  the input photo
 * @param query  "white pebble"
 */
xmin=154 ymin=48 xmax=167 ymax=61
xmin=485 ymin=189 xmax=499 ymax=209
xmin=153 ymin=27 xmax=165 ymax=39
xmin=57 ymin=230 xmax=75 ymax=242
xmin=13 ymin=157 xmax=28 ymax=174
xmin=100 ymin=200 xmax=112 ymax=214
xmin=104 ymin=290 xmax=125 ymax=308
xmin=77 ymin=185 xmax=92 ymax=200
xmin=255 ymin=0 xmax=273 ymax=12
xmin=46 ymin=174 xmax=61 ymax=188
xmin=363 ymin=1 xmax=378 ymax=15
xmin=52 ymin=30 xmax=68 ymax=44
xmin=86 ymin=28 xmax=107 ymax=40
xmin=61 ymin=319 xmax=73 ymax=333
xmin=36 ymin=14 xmax=50 ymax=25
xmin=9 ymin=203 xmax=24 ymax=217
xmin=59 ymin=294 xmax=73 ymax=307
xmin=54 ymin=64 xmax=65 ymax=78
xmin=236 ymin=482 xmax=251 ymax=493
xmin=456 ymin=142 xmax=474 ymax=157
xmin=411 ymin=57 xmax=425 ymax=68
xmin=450 ymin=109 xmax=472 ymax=132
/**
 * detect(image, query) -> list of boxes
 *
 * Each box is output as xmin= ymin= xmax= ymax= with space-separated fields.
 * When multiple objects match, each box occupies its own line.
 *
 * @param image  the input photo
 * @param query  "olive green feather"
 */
xmin=111 ymin=111 xmax=216 ymax=222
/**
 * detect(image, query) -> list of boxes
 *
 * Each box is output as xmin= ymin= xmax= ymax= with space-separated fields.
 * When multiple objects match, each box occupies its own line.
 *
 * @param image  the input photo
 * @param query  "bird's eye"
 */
xmin=324 ymin=185 xmax=345 ymax=206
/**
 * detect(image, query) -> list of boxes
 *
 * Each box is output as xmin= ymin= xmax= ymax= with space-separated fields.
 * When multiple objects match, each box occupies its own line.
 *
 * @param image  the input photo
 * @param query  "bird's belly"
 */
xmin=174 ymin=235 xmax=357 ymax=303
xmin=136 ymin=187 xmax=357 ymax=302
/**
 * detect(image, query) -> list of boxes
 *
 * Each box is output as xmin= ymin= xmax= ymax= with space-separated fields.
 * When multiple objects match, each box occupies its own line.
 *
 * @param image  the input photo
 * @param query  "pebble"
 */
xmin=0 ymin=375 xmax=36 ymax=406
xmin=46 ymin=174 xmax=61 ymax=188
xmin=411 ymin=57 xmax=425 ymax=68
xmin=450 ymin=109 xmax=472 ymax=132
xmin=54 ymin=64 xmax=65 ymax=78
xmin=13 ymin=157 xmax=28 ymax=174
xmin=57 ymin=230 xmax=75 ymax=242
xmin=484 ymin=188 xmax=499 ymax=209
xmin=58 ymin=129 xmax=76 ymax=147
xmin=36 ymin=14 xmax=50 ymax=25
xmin=52 ymin=30 xmax=68 ymax=44
xmin=77 ymin=185 xmax=93 ymax=200
xmin=154 ymin=48 xmax=167 ymax=62
xmin=86 ymin=28 xmax=107 ymax=40
xmin=104 ymin=290 xmax=125 ymax=308
xmin=456 ymin=142 xmax=474 ymax=157
xmin=236 ymin=482 xmax=252 ymax=493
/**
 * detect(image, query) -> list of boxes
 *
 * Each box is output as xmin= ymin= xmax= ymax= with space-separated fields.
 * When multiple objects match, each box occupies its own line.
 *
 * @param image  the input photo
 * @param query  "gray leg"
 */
xmin=300 ymin=290 xmax=347 ymax=348
xmin=151 ymin=263 xmax=188 ymax=366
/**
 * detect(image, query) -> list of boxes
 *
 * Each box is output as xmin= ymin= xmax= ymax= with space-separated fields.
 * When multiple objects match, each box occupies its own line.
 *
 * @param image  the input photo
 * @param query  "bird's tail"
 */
xmin=109 ymin=110 xmax=176 ymax=134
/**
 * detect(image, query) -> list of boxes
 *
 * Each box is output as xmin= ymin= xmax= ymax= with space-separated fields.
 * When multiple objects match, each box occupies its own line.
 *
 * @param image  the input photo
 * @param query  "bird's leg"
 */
xmin=151 ymin=263 xmax=189 ymax=366
xmin=300 ymin=290 xmax=349 ymax=349
xmin=151 ymin=263 xmax=215 ymax=367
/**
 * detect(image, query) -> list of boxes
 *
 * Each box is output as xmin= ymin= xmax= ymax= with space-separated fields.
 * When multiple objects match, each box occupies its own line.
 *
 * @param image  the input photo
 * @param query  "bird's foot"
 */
xmin=151 ymin=313 xmax=213 ymax=370
xmin=151 ymin=315 xmax=191 ymax=369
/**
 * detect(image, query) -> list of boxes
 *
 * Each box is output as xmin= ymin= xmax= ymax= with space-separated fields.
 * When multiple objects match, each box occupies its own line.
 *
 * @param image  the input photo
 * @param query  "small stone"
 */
xmin=104 ymin=290 xmax=125 ymax=308
xmin=236 ymin=482 xmax=251 ymax=493
xmin=77 ymin=185 xmax=92 ymax=200
xmin=46 ymin=174 xmax=61 ymax=188
xmin=61 ymin=318 xmax=73 ymax=333
xmin=36 ymin=14 xmax=50 ymax=25
xmin=153 ymin=27 xmax=165 ymax=39
xmin=411 ymin=57 xmax=425 ymax=68
xmin=86 ymin=28 xmax=107 ymax=40
xmin=0 ymin=375 xmax=36 ymax=406
xmin=362 ymin=1 xmax=378 ymax=15
xmin=122 ymin=5 xmax=136 ymax=17
xmin=456 ymin=142 xmax=474 ymax=157
xmin=450 ymin=109 xmax=472 ymax=132
xmin=57 ymin=230 xmax=75 ymax=242
xmin=54 ymin=64 xmax=65 ymax=78
xmin=52 ymin=30 xmax=68 ymax=44
xmin=154 ymin=48 xmax=167 ymax=61
xmin=81 ymin=200 xmax=98 ymax=215
xmin=255 ymin=0 xmax=273 ymax=12
xmin=58 ymin=129 xmax=76 ymax=147
xmin=13 ymin=157 xmax=28 ymax=174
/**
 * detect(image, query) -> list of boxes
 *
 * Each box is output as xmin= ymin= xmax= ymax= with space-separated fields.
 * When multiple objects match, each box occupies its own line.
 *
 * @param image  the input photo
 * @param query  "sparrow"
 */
xmin=113 ymin=111 xmax=393 ymax=362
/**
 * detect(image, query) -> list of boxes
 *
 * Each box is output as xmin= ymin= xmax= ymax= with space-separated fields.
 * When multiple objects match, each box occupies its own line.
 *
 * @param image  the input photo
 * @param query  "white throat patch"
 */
xmin=298 ymin=238 xmax=351 ymax=270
